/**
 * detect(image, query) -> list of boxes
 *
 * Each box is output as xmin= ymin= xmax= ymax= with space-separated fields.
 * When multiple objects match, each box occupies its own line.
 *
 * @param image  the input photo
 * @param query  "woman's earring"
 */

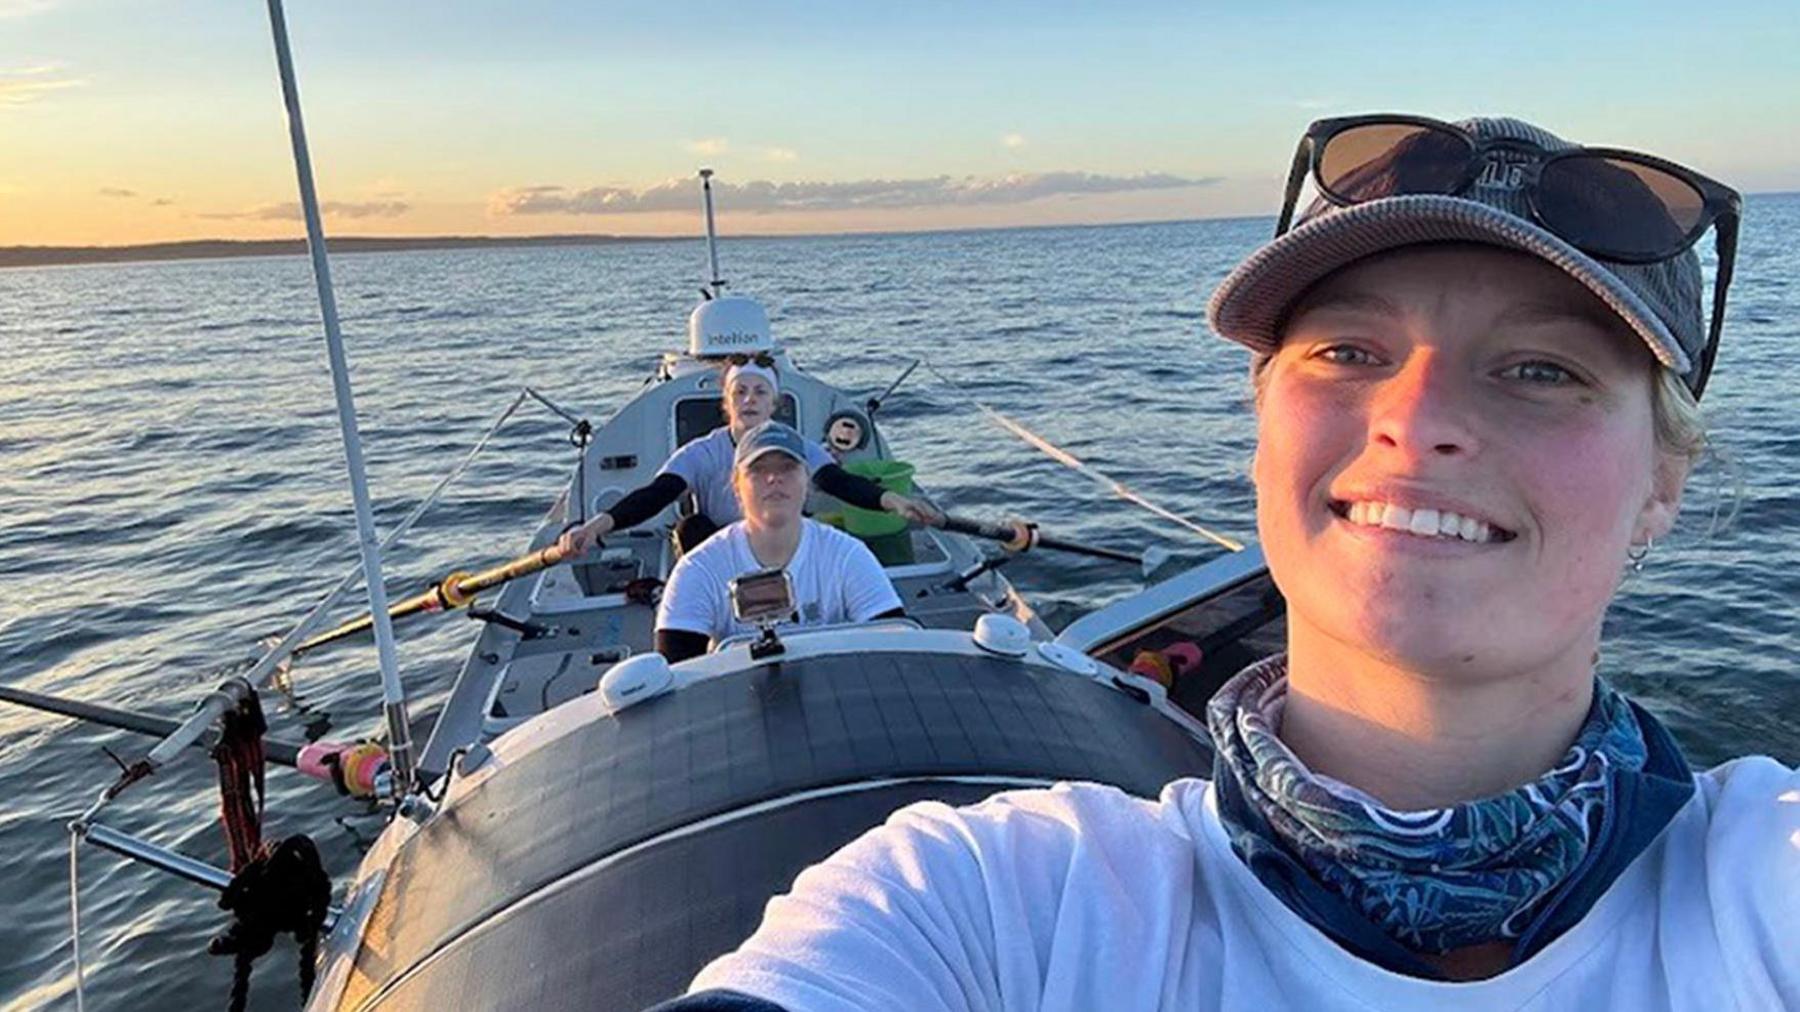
xmin=1626 ymin=536 xmax=1654 ymax=573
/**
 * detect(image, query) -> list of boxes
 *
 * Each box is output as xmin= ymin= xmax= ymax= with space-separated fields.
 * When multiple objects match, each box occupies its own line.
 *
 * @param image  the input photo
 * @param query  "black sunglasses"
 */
xmin=1278 ymin=114 xmax=1740 ymax=395
xmin=725 ymin=352 xmax=776 ymax=368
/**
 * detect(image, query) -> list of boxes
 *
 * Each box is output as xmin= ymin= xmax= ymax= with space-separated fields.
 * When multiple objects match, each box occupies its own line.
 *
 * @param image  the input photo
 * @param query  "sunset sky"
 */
xmin=3 ymin=0 xmax=1797 ymax=246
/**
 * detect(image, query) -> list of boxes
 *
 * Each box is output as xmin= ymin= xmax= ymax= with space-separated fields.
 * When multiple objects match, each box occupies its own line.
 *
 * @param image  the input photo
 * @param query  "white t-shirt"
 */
xmin=691 ymin=758 xmax=1800 ymax=1012
xmin=659 ymin=426 xmax=837 ymax=526
xmin=656 ymin=519 xmax=902 ymax=645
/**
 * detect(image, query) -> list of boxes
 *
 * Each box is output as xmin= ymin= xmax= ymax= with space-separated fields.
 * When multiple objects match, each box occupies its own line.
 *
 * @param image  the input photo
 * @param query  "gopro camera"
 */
xmin=729 ymin=568 xmax=795 ymax=627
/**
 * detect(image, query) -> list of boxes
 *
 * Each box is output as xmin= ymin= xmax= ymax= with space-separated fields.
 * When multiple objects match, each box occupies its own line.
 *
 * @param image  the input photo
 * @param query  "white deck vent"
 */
xmin=972 ymin=614 xmax=1030 ymax=657
xmin=598 ymin=653 xmax=675 ymax=713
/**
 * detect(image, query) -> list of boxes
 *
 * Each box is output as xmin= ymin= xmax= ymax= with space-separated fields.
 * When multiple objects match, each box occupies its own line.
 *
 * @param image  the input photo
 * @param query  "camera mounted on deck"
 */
xmin=729 ymin=567 xmax=795 ymax=660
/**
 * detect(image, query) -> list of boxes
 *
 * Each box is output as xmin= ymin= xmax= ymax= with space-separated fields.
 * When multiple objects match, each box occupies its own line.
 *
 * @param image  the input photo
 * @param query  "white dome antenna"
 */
xmin=688 ymin=296 xmax=773 ymax=357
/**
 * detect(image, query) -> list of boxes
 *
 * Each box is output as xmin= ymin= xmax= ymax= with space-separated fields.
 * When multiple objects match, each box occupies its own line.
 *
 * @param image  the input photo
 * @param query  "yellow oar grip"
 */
xmin=1002 ymin=519 xmax=1037 ymax=553
xmin=437 ymin=571 xmax=476 ymax=610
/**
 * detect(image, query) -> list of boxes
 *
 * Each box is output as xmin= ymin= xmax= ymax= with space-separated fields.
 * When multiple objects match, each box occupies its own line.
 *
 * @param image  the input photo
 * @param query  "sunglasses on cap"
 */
xmin=1278 ymin=114 xmax=1740 ymax=393
xmin=725 ymin=352 xmax=777 ymax=368
xmin=1281 ymin=114 xmax=1741 ymax=261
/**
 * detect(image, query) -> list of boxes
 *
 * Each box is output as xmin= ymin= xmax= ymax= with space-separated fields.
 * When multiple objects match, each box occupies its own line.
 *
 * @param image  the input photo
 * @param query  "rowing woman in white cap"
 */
xmin=653 ymin=420 xmax=905 ymax=663
xmin=557 ymin=355 xmax=941 ymax=559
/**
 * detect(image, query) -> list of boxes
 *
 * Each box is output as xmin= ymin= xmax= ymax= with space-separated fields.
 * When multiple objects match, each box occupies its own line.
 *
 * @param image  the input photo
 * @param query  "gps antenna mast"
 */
xmin=699 ymin=168 xmax=726 ymax=298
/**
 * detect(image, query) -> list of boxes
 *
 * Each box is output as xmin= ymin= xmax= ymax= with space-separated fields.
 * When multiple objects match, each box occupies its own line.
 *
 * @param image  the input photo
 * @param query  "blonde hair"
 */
xmin=1650 ymin=367 xmax=1706 ymax=467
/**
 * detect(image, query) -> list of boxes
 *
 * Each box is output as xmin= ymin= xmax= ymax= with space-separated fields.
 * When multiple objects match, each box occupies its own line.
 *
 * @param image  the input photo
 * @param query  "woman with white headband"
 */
xmin=559 ymin=357 xmax=940 ymax=558
xmin=654 ymin=420 xmax=906 ymax=664
xmin=658 ymin=115 xmax=1797 ymax=1011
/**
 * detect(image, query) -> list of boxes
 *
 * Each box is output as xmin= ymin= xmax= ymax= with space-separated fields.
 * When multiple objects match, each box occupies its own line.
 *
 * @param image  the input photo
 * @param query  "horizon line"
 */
xmin=6 ymin=188 xmax=1794 ymax=270
xmin=0 ymin=212 xmax=1270 ymax=270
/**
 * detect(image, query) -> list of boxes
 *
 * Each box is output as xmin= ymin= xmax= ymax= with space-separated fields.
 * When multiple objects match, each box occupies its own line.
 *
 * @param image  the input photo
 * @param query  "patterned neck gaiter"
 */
xmin=1206 ymin=655 xmax=1651 ymax=955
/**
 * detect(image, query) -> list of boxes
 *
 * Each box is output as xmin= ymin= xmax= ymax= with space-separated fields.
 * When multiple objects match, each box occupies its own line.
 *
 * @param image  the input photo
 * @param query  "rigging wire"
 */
xmin=243 ymin=388 xmax=535 ymax=685
xmin=69 ymin=386 xmax=571 ymax=832
xmin=522 ymin=385 xmax=584 ymax=427
xmin=919 ymin=360 xmax=1245 ymax=552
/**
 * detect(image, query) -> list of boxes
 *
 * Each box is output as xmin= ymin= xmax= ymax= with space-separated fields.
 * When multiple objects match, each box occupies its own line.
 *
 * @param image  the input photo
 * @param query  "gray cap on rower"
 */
xmin=1208 ymin=116 xmax=1708 ymax=390
xmin=734 ymin=421 xmax=808 ymax=470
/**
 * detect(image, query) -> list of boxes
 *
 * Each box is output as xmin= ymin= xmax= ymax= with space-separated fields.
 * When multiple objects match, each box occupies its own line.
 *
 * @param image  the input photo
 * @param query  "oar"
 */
xmin=292 ymin=541 xmax=573 ymax=658
xmin=917 ymin=359 xmax=1245 ymax=552
xmin=940 ymin=514 xmax=1171 ymax=577
xmin=0 ymin=685 xmax=304 ymax=767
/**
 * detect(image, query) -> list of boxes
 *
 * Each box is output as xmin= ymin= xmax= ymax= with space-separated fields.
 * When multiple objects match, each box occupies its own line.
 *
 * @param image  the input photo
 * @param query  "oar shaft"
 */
xmin=293 ymin=541 xmax=573 ymax=657
xmin=0 ymin=686 xmax=302 ymax=767
xmin=293 ymin=585 xmax=443 ymax=657
xmin=1033 ymin=534 xmax=1141 ymax=565
xmin=454 ymin=542 xmax=569 ymax=599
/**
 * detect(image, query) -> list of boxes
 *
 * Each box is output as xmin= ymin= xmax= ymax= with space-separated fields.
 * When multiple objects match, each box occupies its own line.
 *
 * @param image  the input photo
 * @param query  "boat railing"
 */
xmin=1055 ymin=543 xmax=1269 ymax=655
xmin=712 ymin=616 xmax=928 ymax=654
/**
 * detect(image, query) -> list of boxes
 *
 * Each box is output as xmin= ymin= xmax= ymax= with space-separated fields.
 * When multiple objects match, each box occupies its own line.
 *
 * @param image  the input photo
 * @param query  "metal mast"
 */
xmin=262 ymin=0 xmax=415 ymax=797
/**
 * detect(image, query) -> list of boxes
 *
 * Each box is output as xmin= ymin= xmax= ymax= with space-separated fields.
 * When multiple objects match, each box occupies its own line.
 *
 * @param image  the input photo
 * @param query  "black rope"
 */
xmin=209 ymin=834 xmax=331 ymax=1012
xmin=297 ymin=926 xmax=319 ymax=999
xmin=228 ymin=951 xmax=253 ymax=1012
xmin=205 ymin=685 xmax=328 ymax=1012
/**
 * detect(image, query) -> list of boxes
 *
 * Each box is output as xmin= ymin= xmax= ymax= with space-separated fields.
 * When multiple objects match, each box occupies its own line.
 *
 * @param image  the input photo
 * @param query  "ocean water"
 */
xmin=2 ymin=201 xmax=1797 ymax=1008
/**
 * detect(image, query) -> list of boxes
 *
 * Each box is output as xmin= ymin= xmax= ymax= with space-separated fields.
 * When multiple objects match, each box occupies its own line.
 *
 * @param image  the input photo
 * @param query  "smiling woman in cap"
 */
xmin=653 ymin=420 xmax=907 ymax=664
xmin=659 ymin=115 xmax=1796 ymax=1011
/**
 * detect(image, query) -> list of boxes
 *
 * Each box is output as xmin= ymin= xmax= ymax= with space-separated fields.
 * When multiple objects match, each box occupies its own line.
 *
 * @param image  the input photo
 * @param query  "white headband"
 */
xmin=723 ymin=362 xmax=779 ymax=395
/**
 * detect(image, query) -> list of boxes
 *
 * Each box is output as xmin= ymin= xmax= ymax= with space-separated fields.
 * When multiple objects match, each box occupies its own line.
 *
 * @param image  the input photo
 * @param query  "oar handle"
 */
xmin=940 ymin=514 xmax=1036 ymax=551
xmin=941 ymin=514 xmax=1144 ymax=566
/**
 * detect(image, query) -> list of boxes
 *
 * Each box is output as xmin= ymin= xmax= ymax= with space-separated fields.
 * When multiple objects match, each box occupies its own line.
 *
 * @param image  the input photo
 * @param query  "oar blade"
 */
xmin=1141 ymin=545 xmax=1173 ymax=580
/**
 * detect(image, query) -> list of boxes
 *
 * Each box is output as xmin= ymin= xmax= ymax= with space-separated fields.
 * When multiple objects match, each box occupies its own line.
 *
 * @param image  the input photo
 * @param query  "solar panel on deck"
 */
xmin=339 ymin=650 xmax=1213 ymax=1010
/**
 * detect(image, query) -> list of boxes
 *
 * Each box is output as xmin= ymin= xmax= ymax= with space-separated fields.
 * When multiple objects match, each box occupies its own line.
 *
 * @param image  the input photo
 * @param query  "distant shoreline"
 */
xmin=7 ymin=191 xmax=1792 ymax=270
xmin=0 ymin=234 xmax=673 ymax=270
xmin=0 ymin=216 xmax=1256 ymax=270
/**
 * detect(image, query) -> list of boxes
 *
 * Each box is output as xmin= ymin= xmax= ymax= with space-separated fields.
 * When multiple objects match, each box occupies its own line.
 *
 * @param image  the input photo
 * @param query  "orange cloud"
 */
xmin=490 ymin=171 xmax=1220 ymax=216
xmin=196 ymin=200 xmax=411 ymax=221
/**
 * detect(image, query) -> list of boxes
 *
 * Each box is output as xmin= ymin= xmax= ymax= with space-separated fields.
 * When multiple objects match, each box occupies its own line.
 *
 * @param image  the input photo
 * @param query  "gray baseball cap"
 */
xmin=1208 ymin=116 xmax=1712 ymax=391
xmin=734 ymin=420 xmax=809 ymax=470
